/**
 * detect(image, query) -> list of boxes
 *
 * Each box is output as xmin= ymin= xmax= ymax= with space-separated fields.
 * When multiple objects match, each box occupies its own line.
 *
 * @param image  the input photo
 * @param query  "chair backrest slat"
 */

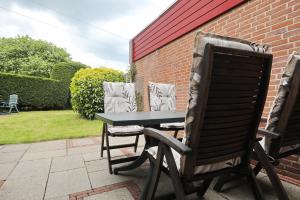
xmin=9 ymin=94 xmax=18 ymax=105
xmin=182 ymin=33 xmax=272 ymax=178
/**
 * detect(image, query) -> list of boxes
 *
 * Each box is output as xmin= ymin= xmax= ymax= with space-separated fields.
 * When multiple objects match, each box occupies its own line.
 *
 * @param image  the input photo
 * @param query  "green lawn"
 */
xmin=0 ymin=110 xmax=102 ymax=144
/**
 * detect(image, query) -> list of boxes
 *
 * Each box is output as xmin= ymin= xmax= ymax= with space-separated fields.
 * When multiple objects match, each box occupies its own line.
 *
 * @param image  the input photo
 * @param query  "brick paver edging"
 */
xmin=69 ymin=180 xmax=140 ymax=200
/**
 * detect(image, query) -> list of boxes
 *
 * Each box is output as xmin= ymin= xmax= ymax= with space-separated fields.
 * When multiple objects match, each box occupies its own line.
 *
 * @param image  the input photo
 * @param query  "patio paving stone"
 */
xmin=21 ymin=149 xmax=66 ymax=161
xmin=82 ymin=152 xmax=101 ymax=162
xmin=84 ymin=188 xmax=134 ymax=200
xmin=0 ymin=151 xmax=24 ymax=163
xmin=27 ymin=140 xmax=66 ymax=153
xmin=88 ymin=169 xmax=132 ymax=188
xmin=44 ymin=195 xmax=69 ymax=200
xmin=8 ymin=158 xmax=51 ymax=180
xmin=85 ymin=159 xmax=110 ymax=172
xmin=45 ymin=168 xmax=91 ymax=199
xmin=67 ymin=145 xmax=100 ymax=155
xmin=0 ymin=162 xmax=17 ymax=180
xmin=0 ymin=175 xmax=48 ymax=200
xmin=51 ymin=155 xmax=84 ymax=172
xmin=0 ymin=143 xmax=30 ymax=152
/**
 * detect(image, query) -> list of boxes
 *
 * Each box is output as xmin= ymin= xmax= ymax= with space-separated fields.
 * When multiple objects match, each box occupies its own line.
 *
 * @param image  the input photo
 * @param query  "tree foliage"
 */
xmin=0 ymin=35 xmax=71 ymax=78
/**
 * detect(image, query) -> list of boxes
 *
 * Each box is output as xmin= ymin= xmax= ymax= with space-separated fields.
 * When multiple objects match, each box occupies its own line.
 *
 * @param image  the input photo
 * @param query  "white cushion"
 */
xmin=160 ymin=122 xmax=185 ymax=129
xmin=149 ymin=82 xmax=176 ymax=112
xmin=147 ymin=146 xmax=240 ymax=175
xmin=108 ymin=125 xmax=143 ymax=134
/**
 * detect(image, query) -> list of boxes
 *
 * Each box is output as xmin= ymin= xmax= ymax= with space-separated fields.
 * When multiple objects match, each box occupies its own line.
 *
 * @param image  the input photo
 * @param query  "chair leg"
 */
xmin=254 ymin=142 xmax=289 ymax=200
xmin=253 ymin=162 xmax=263 ymax=176
xmin=197 ymin=178 xmax=213 ymax=197
xmin=8 ymin=106 xmax=12 ymax=113
xmin=134 ymin=135 xmax=139 ymax=153
xmin=100 ymin=125 xmax=106 ymax=157
xmin=164 ymin=145 xmax=186 ymax=200
xmin=173 ymin=130 xmax=178 ymax=138
xmin=105 ymin=131 xmax=113 ymax=174
xmin=143 ymin=144 xmax=164 ymax=200
xmin=14 ymin=105 xmax=19 ymax=113
xmin=213 ymin=174 xmax=231 ymax=192
xmin=247 ymin=167 xmax=264 ymax=200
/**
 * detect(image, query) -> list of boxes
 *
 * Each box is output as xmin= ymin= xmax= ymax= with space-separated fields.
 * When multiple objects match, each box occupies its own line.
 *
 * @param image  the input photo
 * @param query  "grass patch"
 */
xmin=0 ymin=110 xmax=102 ymax=144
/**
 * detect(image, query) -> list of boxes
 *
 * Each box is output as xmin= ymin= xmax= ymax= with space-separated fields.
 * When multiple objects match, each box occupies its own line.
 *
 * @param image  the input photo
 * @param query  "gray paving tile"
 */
xmin=67 ymin=146 xmax=100 ymax=155
xmin=0 ymin=151 xmax=24 ymax=163
xmin=84 ymin=188 xmax=134 ymax=200
xmin=82 ymin=152 xmax=101 ymax=162
xmin=0 ymin=144 xmax=30 ymax=153
xmin=44 ymin=195 xmax=69 ymax=200
xmin=85 ymin=159 xmax=109 ymax=172
xmin=21 ymin=149 xmax=66 ymax=161
xmin=71 ymin=138 xmax=96 ymax=147
xmin=88 ymin=170 xmax=131 ymax=188
xmin=51 ymin=155 xmax=84 ymax=172
xmin=28 ymin=140 xmax=66 ymax=153
xmin=45 ymin=168 xmax=91 ymax=199
xmin=0 ymin=175 xmax=48 ymax=200
xmin=8 ymin=159 xmax=51 ymax=180
xmin=0 ymin=162 xmax=17 ymax=180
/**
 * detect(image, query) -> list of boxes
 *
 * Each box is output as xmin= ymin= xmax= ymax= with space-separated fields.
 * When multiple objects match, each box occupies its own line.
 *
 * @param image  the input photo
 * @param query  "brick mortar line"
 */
xmin=42 ymin=158 xmax=53 ymax=200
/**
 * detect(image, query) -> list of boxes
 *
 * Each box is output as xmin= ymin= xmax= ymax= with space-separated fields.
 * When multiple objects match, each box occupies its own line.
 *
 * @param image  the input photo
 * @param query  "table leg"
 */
xmin=113 ymin=146 xmax=148 ymax=174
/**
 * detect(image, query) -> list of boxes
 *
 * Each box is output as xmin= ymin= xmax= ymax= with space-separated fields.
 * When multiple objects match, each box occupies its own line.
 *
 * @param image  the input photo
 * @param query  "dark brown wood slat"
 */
xmin=209 ymin=83 xmax=260 ymax=92
xmin=206 ymin=103 xmax=255 ymax=111
xmin=197 ymin=146 xmax=245 ymax=159
xmin=281 ymin=138 xmax=300 ymax=147
xmin=208 ymin=91 xmax=259 ymax=99
xmin=200 ymin=131 xmax=249 ymax=142
xmin=203 ymin=119 xmax=252 ymax=129
xmin=204 ymin=115 xmax=253 ymax=124
xmin=198 ymin=136 xmax=247 ymax=148
xmin=214 ymin=54 xmax=265 ymax=65
xmin=211 ymin=77 xmax=261 ymax=85
xmin=213 ymin=65 xmax=263 ymax=75
xmin=202 ymin=126 xmax=250 ymax=135
xmin=196 ymin=151 xmax=244 ymax=166
xmin=205 ymin=109 xmax=255 ymax=118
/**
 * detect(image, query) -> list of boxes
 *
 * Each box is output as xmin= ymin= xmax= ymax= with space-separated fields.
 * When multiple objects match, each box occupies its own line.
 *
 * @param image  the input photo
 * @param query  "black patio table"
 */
xmin=96 ymin=111 xmax=185 ymax=174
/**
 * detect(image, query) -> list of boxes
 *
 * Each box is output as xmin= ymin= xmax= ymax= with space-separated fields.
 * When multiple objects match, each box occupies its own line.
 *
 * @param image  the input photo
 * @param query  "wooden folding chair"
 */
xmin=100 ymin=82 xmax=144 ymax=174
xmin=148 ymin=82 xmax=184 ymax=138
xmin=141 ymin=32 xmax=272 ymax=200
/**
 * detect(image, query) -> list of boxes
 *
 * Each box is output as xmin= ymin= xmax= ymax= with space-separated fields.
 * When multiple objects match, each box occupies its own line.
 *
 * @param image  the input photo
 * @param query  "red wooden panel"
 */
xmin=132 ymin=0 xmax=247 ymax=62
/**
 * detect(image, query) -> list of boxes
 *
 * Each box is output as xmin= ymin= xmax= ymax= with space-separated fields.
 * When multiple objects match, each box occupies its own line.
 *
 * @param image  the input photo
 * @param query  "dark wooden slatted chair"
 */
xmin=148 ymin=82 xmax=184 ymax=138
xmin=100 ymin=82 xmax=144 ymax=174
xmin=214 ymin=53 xmax=300 ymax=200
xmin=141 ymin=32 xmax=272 ymax=200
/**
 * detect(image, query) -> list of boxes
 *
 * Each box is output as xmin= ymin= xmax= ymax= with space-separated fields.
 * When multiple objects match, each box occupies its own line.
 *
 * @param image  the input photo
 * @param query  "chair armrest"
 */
xmin=144 ymin=128 xmax=192 ymax=155
xmin=258 ymin=128 xmax=280 ymax=139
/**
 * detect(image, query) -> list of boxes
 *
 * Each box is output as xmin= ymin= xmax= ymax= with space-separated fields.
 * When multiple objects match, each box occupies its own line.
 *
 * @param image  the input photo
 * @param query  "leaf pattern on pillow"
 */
xmin=149 ymin=82 xmax=176 ymax=111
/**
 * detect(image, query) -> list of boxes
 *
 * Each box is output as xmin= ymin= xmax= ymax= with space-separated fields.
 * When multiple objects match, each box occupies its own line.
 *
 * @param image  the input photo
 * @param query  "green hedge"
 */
xmin=70 ymin=68 xmax=125 ymax=119
xmin=0 ymin=72 xmax=68 ymax=110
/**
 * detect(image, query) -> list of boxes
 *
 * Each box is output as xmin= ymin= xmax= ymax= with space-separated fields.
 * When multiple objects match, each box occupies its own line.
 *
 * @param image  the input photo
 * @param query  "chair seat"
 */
xmin=107 ymin=125 xmax=143 ymax=136
xmin=160 ymin=122 xmax=185 ymax=129
xmin=147 ymin=146 xmax=240 ymax=175
xmin=260 ymin=136 xmax=300 ymax=154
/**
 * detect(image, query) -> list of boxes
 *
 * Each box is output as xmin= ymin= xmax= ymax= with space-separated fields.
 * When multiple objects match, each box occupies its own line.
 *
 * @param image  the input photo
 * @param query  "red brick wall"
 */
xmin=134 ymin=0 xmax=300 ymax=185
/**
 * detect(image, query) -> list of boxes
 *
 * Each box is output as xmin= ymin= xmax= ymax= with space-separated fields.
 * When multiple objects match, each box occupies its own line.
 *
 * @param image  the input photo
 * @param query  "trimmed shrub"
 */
xmin=70 ymin=68 xmax=125 ymax=119
xmin=51 ymin=61 xmax=87 ymax=107
xmin=0 ymin=72 xmax=68 ymax=110
xmin=50 ymin=61 xmax=87 ymax=84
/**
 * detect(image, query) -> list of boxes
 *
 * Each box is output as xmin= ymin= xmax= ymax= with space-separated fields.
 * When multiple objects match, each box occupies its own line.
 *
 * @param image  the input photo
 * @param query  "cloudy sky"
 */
xmin=0 ymin=0 xmax=176 ymax=71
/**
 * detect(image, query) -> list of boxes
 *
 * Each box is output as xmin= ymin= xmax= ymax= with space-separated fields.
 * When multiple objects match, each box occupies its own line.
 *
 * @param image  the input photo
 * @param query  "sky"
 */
xmin=0 ymin=0 xmax=176 ymax=71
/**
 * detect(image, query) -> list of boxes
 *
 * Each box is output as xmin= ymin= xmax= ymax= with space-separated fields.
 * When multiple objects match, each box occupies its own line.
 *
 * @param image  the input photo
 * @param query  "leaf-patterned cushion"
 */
xmin=149 ymin=82 xmax=176 ymax=111
xmin=103 ymin=82 xmax=143 ymax=135
xmin=183 ymin=32 xmax=269 ymax=174
xmin=103 ymin=82 xmax=137 ymax=113
xmin=261 ymin=52 xmax=300 ymax=154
